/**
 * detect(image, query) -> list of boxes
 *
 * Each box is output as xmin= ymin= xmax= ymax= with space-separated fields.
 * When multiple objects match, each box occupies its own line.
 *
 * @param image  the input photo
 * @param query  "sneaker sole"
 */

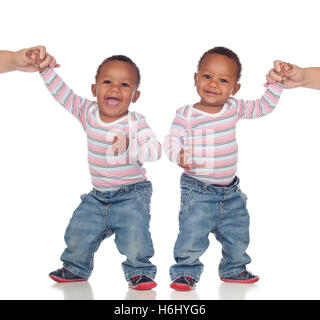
xmin=129 ymin=282 xmax=157 ymax=290
xmin=220 ymin=276 xmax=259 ymax=284
xmin=170 ymin=282 xmax=194 ymax=291
xmin=49 ymin=274 xmax=88 ymax=283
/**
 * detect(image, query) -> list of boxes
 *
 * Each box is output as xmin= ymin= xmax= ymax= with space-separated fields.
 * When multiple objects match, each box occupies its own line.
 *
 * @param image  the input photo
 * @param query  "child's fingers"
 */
xmin=25 ymin=48 xmax=39 ymax=62
xmin=27 ymin=46 xmax=46 ymax=59
xmin=179 ymin=148 xmax=192 ymax=169
xmin=112 ymin=134 xmax=128 ymax=155
xmin=178 ymin=163 xmax=192 ymax=170
xmin=267 ymin=69 xmax=282 ymax=82
xmin=39 ymin=54 xmax=58 ymax=69
xmin=273 ymin=60 xmax=283 ymax=73
xmin=112 ymin=136 xmax=119 ymax=154
xmin=49 ymin=57 xmax=58 ymax=68
xmin=264 ymin=77 xmax=275 ymax=88
xmin=34 ymin=45 xmax=46 ymax=60
xmin=284 ymin=63 xmax=294 ymax=76
xmin=39 ymin=55 xmax=51 ymax=68
xmin=281 ymin=62 xmax=292 ymax=71
xmin=26 ymin=51 xmax=44 ymax=68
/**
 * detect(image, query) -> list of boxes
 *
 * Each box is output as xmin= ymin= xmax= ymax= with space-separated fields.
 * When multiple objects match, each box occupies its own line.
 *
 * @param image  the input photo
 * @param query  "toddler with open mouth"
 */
xmin=39 ymin=53 xmax=161 ymax=290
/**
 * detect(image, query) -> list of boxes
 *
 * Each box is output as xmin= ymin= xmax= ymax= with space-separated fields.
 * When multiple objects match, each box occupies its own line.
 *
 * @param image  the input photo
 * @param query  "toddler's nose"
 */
xmin=110 ymin=84 xmax=121 ymax=92
xmin=209 ymin=79 xmax=219 ymax=88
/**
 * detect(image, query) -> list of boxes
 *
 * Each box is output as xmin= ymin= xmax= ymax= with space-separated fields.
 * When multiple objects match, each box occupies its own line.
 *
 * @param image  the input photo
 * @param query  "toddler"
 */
xmin=40 ymin=54 xmax=161 ymax=290
xmin=164 ymin=47 xmax=285 ymax=290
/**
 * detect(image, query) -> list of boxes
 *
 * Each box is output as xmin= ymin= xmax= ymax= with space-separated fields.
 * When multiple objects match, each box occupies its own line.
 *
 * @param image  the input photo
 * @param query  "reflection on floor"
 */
xmin=218 ymin=282 xmax=259 ymax=300
xmin=51 ymin=280 xmax=258 ymax=300
xmin=51 ymin=282 xmax=94 ymax=300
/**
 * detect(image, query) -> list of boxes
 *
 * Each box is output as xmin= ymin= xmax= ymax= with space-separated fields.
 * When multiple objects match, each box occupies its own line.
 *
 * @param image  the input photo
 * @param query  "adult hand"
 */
xmin=265 ymin=60 xmax=305 ymax=89
xmin=13 ymin=45 xmax=60 ymax=73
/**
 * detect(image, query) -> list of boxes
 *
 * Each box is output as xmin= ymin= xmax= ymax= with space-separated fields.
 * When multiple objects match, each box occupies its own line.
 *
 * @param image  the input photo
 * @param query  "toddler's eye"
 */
xmin=121 ymin=83 xmax=129 ymax=87
xmin=220 ymin=79 xmax=228 ymax=83
xmin=104 ymin=80 xmax=111 ymax=85
xmin=202 ymin=74 xmax=211 ymax=80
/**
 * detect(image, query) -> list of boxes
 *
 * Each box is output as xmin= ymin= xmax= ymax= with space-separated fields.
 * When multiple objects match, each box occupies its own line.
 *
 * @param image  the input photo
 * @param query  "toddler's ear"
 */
xmin=231 ymin=83 xmax=241 ymax=96
xmin=91 ymin=84 xmax=97 ymax=97
xmin=132 ymin=90 xmax=140 ymax=103
xmin=194 ymin=72 xmax=198 ymax=86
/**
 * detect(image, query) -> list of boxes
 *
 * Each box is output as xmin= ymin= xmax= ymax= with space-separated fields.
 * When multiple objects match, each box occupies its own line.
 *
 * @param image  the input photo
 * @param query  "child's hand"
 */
xmin=265 ymin=60 xmax=305 ymax=89
xmin=13 ymin=46 xmax=60 ymax=73
xmin=25 ymin=47 xmax=60 ymax=73
xmin=264 ymin=61 xmax=292 ymax=85
xmin=178 ymin=148 xmax=193 ymax=170
xmin=112 ymin=134 xmax=129 ymax=155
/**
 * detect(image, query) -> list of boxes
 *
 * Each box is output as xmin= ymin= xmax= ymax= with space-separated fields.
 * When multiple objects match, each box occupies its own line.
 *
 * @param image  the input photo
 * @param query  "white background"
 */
xmin=1 ymin=0 xmax=320 ymax=300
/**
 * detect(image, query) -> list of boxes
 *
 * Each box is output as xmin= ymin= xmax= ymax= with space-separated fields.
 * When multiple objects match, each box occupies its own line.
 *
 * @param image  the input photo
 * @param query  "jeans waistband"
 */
xmin=181 ymin=173 xmax=240 ymax=194
xmin=92 ymin=180 xmax=152 ymax=198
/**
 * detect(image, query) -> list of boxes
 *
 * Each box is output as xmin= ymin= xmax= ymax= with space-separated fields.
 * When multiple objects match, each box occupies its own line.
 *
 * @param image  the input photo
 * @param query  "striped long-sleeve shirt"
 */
xmin=163 ymin=82 xmax=285 ymax=186
xmin=41 ymin=67 xmax=161 ymax=191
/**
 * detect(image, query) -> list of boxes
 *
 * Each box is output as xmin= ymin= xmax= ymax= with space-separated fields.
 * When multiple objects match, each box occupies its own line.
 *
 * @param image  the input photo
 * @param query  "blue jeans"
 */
xmin=170 ymin=174 xmax=251 ymax=281
xmin=60 ymin=180 xmax=157 ymax=280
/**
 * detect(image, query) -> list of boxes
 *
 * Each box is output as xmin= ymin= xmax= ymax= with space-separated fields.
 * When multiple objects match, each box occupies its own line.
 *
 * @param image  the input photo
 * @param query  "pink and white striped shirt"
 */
xmin=163 ymin=83 xmax=285 ymax=185
xmin=41 ymin=67 xmax=161 ymax=191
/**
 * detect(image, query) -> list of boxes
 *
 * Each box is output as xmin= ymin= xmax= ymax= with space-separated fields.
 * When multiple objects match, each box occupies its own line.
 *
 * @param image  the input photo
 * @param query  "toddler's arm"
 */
xmin=163 ymin=108 xmax=192 ymax=169
xmin=126 ymin=116 xmax=161 ymax=163
xmin=40 ymin=67 xmax=93 ymax=129
xmin=237 ymin=82 xmax=285 ymax=120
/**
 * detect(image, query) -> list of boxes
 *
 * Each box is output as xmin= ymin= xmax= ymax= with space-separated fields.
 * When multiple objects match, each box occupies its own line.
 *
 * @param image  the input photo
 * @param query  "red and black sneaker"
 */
xmin=128 ymin=275 xmax=157 ymax=290
xmin=220 ymin=270 xmax=259 ymax=284
xmin=49 ymin=268 xmax=88 ymax=283
xmin=170 ymin=276 xmax=196 ymax=291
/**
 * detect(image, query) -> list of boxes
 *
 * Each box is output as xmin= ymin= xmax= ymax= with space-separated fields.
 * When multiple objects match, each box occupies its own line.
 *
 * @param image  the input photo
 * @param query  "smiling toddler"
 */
xmin=164 ymin=47 xmax=285 ymax=290
xmin=40 ymin=55 xmax=161 ymax=290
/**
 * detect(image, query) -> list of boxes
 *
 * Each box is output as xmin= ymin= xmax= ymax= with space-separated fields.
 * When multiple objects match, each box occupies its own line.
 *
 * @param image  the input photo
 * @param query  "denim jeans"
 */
xmin=60 ymin=180 xmax=157 ymax=280
xmin=170 ymin=174 xmax=251 ymax=281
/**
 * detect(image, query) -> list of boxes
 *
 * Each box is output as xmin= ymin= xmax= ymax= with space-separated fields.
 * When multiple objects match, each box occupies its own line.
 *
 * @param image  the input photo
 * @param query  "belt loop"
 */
xmin=202 ymin=183 xmax=208 ymax=193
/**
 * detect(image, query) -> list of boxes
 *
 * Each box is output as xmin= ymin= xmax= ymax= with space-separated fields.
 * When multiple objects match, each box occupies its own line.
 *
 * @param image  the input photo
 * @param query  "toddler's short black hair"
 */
xmin=197 ymin=47 xmax=242 ymax=81
xmin=95 ymin=55 xmax=141 ymax=87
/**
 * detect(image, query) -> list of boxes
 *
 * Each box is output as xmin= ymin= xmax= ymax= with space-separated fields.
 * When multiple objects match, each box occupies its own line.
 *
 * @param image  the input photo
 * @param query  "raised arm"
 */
xmin=238 ymin=82 xmax=285 ymax=119
xmin=40 ymin=67 xmax=94 ymax=129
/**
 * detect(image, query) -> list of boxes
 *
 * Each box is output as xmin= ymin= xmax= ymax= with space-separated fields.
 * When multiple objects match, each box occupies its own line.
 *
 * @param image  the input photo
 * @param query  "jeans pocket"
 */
xmin=136 ymin=189 xmax=152 ymax=215
xmin=239 ymin=190 xmax=247 ymax=201
xmin=71 ymin=193 xmax=87 ymax=219
xmin=237 ymin=189 xmax=248 ymax=207
xmin=180 ymin=185 xmax=194 ymax=214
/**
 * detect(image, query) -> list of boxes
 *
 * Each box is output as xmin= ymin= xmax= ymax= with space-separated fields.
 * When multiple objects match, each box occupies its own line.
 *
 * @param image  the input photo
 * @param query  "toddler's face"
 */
xmin=92 ymin=60 xmax=140 ymax=122
xmin=194 ymin=54 xmax=240 ymax=108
